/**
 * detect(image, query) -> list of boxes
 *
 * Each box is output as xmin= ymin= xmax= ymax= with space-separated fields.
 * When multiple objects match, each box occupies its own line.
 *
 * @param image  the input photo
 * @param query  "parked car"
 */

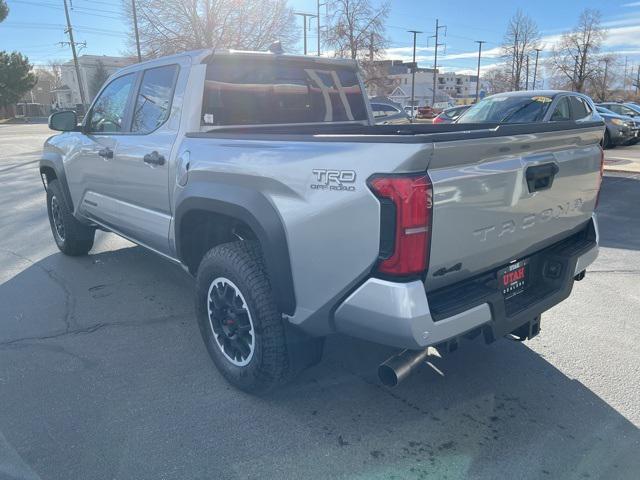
xmin=403 ymin=105 xmax=419 ymax=118
xmin=371 ymin=102 xmax=410 ymax=124
xmin=42 ymin=51 xmax=603 ymax=392
xmin=432 ymin=105 xmax=471 ymax=124
xmin=417 ymin=105 xmax=440 ymax=119
xmin=457 ymin=90 xmax=600 ymax=126
xmin=594 ymin=106 xmax=638 ymax=148
xmin=597 ymin=102 xmax=640 ymax=118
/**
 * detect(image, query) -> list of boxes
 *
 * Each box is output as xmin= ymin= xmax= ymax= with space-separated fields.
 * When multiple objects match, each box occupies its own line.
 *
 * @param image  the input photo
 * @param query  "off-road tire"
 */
xmin=46 ymin=179 xmax=95 ymax=256
xmin=196 ymin=241 xmax=318 ymax=393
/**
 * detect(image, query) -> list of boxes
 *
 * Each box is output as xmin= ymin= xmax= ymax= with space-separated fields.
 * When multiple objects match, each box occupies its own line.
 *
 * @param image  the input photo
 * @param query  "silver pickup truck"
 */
xmin=41 ymin=49 xmax=603 ymax=392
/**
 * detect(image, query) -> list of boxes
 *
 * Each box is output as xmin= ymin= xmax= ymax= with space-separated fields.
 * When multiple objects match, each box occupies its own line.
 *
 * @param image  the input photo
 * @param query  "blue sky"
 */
xmin=2 ymin=0 xmax=640 ymax=78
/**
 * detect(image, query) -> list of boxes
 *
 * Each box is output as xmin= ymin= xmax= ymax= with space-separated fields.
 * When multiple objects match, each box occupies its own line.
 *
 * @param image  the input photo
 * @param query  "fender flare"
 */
xmin=174 ymin=181 xmax=296 ymax=316
xmin=39 ymin=157 xmax=74 ymax=211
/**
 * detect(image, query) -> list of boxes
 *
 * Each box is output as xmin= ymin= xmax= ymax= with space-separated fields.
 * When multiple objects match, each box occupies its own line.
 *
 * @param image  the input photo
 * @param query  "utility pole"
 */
xmin=63 ymin=0 xmax=87 ymax=107
xmin=623 ymin=56 xmax=629 ymax=92
xmin=511 ymin=31 xmax=518 ymax=90
xmin=430 ymin=19 xmax=446 ymax=107
xmin=525 ymin=54 xmax=530 ymax=90
xmin=408 ymin=30 xmax=422 ymax=122
xmin=295 ymin=12 xmax=317 ymax=55
xmin=131 ymin=0 xmax=142 ymax=62
xmin=636 ymin=65 xmax=640 ymax=96
xmin=474 ymin=40 xmax=485 ymax=103
xmin=532 ymin=48 xmax=542 ymax=90
xmin=317 ymin=0 xmax=326 ymax=56
xmin=601 ymin=57 xmax=610 ymax=102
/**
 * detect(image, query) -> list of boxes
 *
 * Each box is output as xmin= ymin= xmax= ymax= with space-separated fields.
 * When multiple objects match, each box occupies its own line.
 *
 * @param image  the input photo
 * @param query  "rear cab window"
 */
xmin=201 ymin=56 xmax=368 ymax=127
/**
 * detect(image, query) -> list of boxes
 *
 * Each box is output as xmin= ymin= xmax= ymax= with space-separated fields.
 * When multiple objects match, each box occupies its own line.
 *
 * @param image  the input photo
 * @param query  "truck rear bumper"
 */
xmin=334 ymin=215 xmax=599 ymax=350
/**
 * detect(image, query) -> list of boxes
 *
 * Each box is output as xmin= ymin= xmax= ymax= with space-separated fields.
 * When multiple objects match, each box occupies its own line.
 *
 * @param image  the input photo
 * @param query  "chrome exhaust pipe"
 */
xmin=378 ymin=347 xmax=439 ymax=387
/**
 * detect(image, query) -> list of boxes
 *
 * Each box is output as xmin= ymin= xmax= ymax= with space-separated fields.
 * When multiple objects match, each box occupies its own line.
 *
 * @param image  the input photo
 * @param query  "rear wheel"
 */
xmin=46 ymin=179 xmax=95 ymax=256
xmin=195 ymin=241 xmax=322 ymax=393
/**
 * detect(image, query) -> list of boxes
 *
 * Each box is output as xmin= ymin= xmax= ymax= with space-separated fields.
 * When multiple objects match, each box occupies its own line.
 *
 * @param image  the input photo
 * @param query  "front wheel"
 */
xmin=195 ymin=241 xmax=321 ymax=393
xmin=46 ymin=179 xmax=95 ymax=256
xmin=602 ymin=130 xmax=615 ymax=149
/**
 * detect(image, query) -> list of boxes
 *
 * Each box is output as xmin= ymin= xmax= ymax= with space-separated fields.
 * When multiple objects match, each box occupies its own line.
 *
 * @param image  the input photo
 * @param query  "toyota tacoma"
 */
xmin=40 ymin=49 xmax=603 ymax=392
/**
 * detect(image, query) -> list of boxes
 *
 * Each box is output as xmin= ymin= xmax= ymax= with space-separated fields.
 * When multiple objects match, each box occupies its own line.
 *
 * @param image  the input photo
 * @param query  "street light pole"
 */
xmin=408 ymin=30 xmax=422 ymax=122
xmin=474 ymin=40 xmax=486 ymax=103
xmin=295 ymin=12 xmax=317 ymax=55
xmin=532 ymin=48 xmax=542 ymax=90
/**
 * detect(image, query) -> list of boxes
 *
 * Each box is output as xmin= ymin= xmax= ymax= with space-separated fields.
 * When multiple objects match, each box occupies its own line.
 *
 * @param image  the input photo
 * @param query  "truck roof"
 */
xmin=114 ymin=48 xmax=359 ymax=78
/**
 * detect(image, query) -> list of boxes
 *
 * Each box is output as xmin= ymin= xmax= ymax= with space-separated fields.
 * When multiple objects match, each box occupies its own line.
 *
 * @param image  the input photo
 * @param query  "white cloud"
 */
xmin=622 ymin=2 xmax=640 ymax=7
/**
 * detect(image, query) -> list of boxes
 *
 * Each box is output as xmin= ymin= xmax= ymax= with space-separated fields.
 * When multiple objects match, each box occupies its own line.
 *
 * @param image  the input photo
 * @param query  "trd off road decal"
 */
xmin=311 ymin=169 xmax=356 ymax=191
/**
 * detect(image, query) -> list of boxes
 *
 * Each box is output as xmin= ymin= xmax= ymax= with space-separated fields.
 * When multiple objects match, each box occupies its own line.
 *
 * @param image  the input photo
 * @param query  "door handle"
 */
xmin=98 ymin=147 xmax=113 ymax=159
xmin=143 ymin=151 xmax=165 ymax=166
xmin=526 ymin=163 xmax=559 ymax=193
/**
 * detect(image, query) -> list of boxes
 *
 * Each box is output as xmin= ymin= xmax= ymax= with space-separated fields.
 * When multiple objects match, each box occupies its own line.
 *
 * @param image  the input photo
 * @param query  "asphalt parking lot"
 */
xmin=1 ymin=123 xmax=639 ymax=480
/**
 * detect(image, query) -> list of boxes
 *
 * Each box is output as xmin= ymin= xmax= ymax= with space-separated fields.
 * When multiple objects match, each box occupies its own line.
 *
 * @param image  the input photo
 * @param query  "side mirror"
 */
xmin=48 ymin=110 xmax=78 ymax=132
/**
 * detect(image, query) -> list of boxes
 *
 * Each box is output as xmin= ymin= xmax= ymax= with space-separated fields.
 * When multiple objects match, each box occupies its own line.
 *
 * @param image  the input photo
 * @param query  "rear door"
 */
xmin=110 ymin=63 xmax=181 ymax=255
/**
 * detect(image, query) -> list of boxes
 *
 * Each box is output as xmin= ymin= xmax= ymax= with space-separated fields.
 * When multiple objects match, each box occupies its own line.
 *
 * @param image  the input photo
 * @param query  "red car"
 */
xmin=432 ymin=105 xmax=472 ymax=124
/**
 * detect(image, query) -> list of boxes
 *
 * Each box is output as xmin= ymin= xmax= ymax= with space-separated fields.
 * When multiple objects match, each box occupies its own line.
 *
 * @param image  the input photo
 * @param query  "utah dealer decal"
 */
xmin=311 ymin=169 xmax=356 ymax=191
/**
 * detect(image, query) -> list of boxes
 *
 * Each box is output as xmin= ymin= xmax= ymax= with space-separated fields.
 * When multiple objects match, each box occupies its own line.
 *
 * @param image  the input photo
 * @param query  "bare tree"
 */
xmin=502 ymin=10 xmax=540 ymax=91
xmin=324 ymin=0 xmax=390 ymax=60
xmin=481 ymin=66 xmax=512 ymax=95
xmin=123 ymin=0 xmax=298 ymax=58
xmin=47 ymin=60 xmax=64 ymax=89
xmin=587 ymin=55 xmax=619 ymax=102
xmin=549 ymin=9 xmax=606 ymax=93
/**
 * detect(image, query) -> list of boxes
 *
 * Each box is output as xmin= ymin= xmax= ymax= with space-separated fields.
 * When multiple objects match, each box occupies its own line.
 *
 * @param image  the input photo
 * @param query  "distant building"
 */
xmin=51 ymin=55 xmax=135 ymax=109
xmin=366 ymin=59 xmax=479 ymax=107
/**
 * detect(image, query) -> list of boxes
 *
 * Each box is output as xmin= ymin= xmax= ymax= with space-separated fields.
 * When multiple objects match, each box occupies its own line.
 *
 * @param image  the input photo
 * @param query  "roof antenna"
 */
xmin=268 ymin=41 xmax=284 ymax=54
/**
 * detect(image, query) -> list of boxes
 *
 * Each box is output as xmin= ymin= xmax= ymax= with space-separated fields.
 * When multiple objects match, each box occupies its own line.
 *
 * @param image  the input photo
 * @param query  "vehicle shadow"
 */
xmin=1 ymin=244 xmax=638 ymax=479
xmin=270 ymin=332 xmax=639 ymax=479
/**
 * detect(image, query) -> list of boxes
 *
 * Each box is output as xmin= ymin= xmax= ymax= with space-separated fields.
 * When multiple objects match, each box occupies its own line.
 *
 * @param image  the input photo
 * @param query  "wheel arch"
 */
xmin=39 ymin=157 xmax=74 ymax=210
xmin=175 ymin=181 xmax=296 ymax=316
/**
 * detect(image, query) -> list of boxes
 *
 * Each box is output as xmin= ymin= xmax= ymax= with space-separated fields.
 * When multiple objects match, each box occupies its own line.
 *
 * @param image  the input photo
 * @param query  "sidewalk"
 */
xmin=604 ymin=148 xmax=640 ymax=174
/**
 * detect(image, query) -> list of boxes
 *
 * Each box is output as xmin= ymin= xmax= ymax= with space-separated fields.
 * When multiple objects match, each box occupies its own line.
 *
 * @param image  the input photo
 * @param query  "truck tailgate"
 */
xmin=425 ymin=125 xmax=603 ymax=291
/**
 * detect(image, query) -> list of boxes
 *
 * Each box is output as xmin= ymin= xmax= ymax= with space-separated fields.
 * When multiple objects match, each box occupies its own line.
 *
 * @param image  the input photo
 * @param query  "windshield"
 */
xmin=457 ymin=94 xmax=552 ymax=123
xmin=596 ymin=106 xmax=617 ymax=115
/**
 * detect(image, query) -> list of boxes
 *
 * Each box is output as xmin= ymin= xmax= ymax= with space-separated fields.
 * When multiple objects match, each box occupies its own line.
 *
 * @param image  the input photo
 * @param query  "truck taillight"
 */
xmin=368 ymin=173 xmax=433 ymax=277
xmin=595 ymin=145 xmax=604 ymax=209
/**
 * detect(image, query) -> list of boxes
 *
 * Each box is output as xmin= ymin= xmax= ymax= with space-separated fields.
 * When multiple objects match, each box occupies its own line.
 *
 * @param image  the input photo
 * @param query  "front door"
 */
xmin=66 ymin=72 xmax=138 ymax=227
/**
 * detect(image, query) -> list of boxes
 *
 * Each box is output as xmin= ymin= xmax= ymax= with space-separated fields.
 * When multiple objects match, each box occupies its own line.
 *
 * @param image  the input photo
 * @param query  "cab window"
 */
xmin=131 ymin=65 xmax=179 ymax=134
xmin=550 ymin=97 xmax=571 ymax=121
xmin=87 ymin=73 xmax=136 ymax=133
xmin=570 ymin=96 xmax=591 ymax=121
